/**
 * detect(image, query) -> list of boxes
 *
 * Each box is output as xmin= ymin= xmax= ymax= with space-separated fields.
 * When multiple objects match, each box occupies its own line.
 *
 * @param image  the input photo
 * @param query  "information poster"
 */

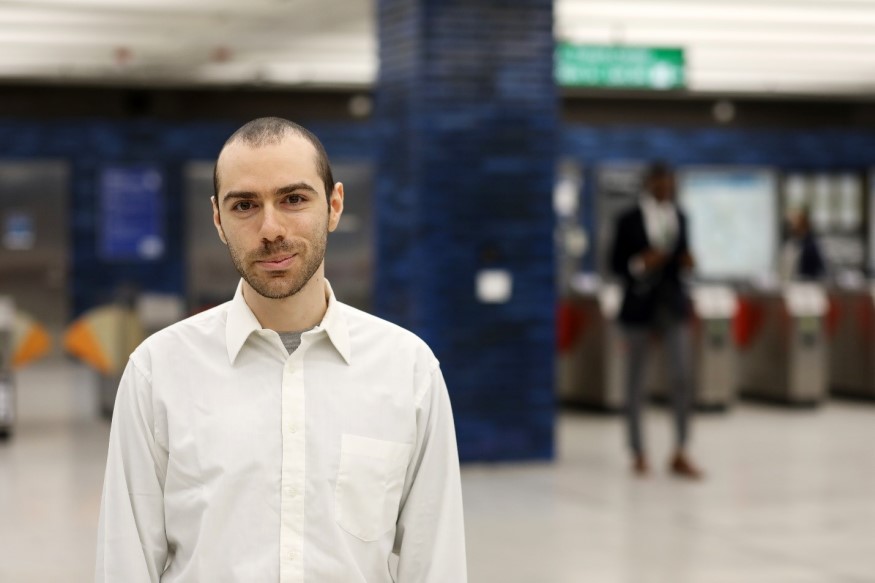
xmin=99 ymin=166 xmax=165 ymax=261
xmin=679 ymin=167 xmax=778 ymax=280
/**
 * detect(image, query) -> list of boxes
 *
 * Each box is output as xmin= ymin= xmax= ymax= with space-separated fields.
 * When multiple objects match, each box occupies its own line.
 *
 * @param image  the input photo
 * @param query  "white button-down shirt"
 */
xmin=640 ymin=193 xmax=679 ymax=252
xmin=95 ymin=281 xmax=467 ymax=583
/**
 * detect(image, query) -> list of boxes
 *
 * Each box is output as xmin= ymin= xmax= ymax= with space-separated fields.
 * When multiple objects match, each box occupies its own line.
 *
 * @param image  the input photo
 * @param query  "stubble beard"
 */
xmin=225 ymin=228 xmax=328 ymax=300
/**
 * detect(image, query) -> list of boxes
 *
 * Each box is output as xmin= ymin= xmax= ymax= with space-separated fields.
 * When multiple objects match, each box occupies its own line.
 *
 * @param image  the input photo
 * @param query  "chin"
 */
xmin=246 ymin=274 xmax=309 ymax=300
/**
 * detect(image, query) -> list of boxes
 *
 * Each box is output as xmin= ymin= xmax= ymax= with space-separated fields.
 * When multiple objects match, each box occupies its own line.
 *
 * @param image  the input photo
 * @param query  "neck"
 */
xmin=645 ymin=193 xmax=671 ymax=205
xmin=242 ymin=268 xmax=328 ymax=332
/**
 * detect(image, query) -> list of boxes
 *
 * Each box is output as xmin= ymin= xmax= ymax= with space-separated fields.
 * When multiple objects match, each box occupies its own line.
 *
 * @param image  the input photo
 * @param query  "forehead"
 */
xmin=216 ymin=134 xmax=322 ymax=194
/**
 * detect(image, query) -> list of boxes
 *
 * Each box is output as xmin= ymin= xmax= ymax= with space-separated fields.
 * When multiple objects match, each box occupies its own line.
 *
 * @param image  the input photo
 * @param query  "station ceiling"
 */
xmin=1 ymin=0 xmax=873 ymax=97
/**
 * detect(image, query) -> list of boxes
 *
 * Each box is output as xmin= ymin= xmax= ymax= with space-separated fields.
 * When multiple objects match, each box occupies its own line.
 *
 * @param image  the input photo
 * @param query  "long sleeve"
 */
xmin=95 ymin=358 xmax=169 ymax=583
xmin=610 ymin=213 xmax=634 ymax=279
xmin=394 ymin=366 xmax=467 ymax=582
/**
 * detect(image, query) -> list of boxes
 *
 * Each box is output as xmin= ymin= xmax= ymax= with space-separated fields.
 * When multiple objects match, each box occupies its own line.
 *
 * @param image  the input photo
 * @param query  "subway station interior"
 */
xmin=2 ymin=1 xmax=875 ymax=581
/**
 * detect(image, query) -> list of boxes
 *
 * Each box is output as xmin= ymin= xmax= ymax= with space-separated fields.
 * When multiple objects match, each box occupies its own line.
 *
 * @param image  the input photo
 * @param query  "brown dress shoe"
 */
xmin=633 ymin=455 xmax=650 ymax=477
xmin=669 ymin=454 xmax=704 ymax=480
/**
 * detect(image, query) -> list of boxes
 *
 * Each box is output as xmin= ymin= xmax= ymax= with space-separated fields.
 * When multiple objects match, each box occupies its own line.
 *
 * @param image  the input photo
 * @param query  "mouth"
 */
xmin=255 ymin=254 xmax=297 ymax=270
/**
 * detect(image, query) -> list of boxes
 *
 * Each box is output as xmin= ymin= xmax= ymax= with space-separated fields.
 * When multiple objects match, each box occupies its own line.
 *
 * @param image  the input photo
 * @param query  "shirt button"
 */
xmin=288 ymin=551 xmax=295 ymax=561
xmin=287 ymin=424 xmax=298 ymax=434
xmin=285 ymin=486 xmax=298 ymax=497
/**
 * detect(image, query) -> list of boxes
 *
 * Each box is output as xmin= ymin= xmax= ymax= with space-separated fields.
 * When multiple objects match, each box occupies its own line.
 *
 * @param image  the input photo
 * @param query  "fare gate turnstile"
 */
xmin=557 ymin=280 xmax=626 ymax=410
xmin=65 ymin=302 xmax=148 ymax=419
xmin=97 ymin=294 xmax=182 ymax=419
xmin=736 ymin=284 xmax=828 ymax=405
xmin=558 ymin=281 xmax=737 ymax=411
xmin=827 ymin=284 xmax=875 ymax=400
xmin=648 ymin=286 xmax=738 ymax=411
xmin=0 ymin=297 xmax=16 ymax=439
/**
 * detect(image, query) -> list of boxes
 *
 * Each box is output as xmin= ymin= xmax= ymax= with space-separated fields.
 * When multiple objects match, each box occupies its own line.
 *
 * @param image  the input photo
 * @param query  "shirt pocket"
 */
xmin=335 ymin=434 xmax=413 ymax=542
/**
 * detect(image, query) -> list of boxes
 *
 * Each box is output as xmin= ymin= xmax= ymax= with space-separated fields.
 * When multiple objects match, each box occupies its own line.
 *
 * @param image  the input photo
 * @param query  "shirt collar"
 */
xmin=318 ymin=280 xmax=352 ymax=365
xmin=225 ymin=279 xmax=351 ymax=365
xmin=641 ymin=192 xmax=676 ymax=213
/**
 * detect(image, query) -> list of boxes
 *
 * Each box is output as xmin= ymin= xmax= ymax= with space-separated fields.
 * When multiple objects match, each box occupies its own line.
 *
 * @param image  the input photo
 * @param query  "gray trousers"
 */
xmin=623 ymin=322 xmax=693 ymax=456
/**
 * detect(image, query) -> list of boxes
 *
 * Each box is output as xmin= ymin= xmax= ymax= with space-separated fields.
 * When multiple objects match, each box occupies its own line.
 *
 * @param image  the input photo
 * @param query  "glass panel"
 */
xmin=0 ymin=161 xmax=70 ymax=334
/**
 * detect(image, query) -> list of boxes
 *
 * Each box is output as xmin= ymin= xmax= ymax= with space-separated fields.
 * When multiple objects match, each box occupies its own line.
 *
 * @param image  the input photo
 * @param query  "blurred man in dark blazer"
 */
xmin=610 ymin=162 xmax=702 ymax=479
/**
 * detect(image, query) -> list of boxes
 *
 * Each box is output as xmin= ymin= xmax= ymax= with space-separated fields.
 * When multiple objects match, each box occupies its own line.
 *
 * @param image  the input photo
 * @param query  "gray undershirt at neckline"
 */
xmin=277 ymin=328 xmax=316 ymax=355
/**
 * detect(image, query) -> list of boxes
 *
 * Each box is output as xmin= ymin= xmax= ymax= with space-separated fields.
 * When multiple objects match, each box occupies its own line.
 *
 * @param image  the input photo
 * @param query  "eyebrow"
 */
xmin=222 ymin=191 xmax=257 ymax=204
xmin=275 ymin=182 xmax=319 ymax=196
xmin=222 ymin=182 xmax=319 ymax=204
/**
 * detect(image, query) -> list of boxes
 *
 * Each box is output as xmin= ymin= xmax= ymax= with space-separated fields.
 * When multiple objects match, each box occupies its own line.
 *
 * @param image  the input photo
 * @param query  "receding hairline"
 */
xmin=216 ymin=130 xmax=320 ymax=168
xmin=213 ymin=117 xmax=334 ymax=201
xmin=223 ymin=117 xmax=311 ymax=149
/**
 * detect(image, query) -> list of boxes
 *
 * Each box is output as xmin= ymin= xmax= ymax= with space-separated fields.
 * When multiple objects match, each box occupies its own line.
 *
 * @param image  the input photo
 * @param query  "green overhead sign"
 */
xmin=556 ymin=43 xmax=686 ymax=90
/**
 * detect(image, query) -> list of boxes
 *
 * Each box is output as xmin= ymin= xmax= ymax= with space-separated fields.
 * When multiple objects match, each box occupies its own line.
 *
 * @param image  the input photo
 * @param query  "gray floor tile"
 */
xmin=2 ymin=359 xmax=874 ymax=582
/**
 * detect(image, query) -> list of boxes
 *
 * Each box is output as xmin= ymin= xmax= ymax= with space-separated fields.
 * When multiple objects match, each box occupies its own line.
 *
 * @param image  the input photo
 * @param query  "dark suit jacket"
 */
xmin=797 ymin=233 xmax=826 ymax=279
xmin=609 ymin=204 xmax=692 ymax=327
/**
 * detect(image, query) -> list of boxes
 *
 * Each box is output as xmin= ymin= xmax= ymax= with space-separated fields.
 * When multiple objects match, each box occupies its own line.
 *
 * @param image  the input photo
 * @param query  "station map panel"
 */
xmin=679 ymin=167 xmax=778 ymax=281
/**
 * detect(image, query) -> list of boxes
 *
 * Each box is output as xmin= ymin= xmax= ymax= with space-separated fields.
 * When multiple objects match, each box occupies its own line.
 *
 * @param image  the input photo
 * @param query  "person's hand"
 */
xmin=640 ymin=248 xmax=668 ymax=271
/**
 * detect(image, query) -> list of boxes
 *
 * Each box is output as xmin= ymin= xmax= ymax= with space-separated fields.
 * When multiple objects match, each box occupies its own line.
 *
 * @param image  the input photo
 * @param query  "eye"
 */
xmin=284 ymin=194 xmax=305 ymax=205
xmin=232 ymin=201 xmax=255 ymax=212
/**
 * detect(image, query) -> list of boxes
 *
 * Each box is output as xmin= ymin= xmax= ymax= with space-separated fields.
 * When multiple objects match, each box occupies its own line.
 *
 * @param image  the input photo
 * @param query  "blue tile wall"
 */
xmin=376 ymin=0 xmax=559 ymax=461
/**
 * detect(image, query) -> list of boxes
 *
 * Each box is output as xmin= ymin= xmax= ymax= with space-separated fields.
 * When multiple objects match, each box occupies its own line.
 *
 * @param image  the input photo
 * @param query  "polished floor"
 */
xmin=2 ymin=358 xmax=874 ymax=582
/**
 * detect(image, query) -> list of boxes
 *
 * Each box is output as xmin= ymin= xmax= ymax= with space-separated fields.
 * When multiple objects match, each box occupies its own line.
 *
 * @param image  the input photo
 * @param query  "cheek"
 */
xmin=221 ymin=227 xmax=251 ymax=254
xmin=299 ymin=213 xmax=330 ymax=237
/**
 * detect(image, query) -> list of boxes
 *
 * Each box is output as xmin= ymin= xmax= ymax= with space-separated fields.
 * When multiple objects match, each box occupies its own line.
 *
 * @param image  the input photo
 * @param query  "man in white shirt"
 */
xmin=95 ymin=117 xmax=468 ymax=582
xmin=609 ymin=162 xmax=702 ymax=480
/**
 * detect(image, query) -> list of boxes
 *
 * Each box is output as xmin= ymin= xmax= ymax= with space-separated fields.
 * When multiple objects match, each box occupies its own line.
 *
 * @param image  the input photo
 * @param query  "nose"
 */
xmin=259 ymin=204 xmax=285 ymax=242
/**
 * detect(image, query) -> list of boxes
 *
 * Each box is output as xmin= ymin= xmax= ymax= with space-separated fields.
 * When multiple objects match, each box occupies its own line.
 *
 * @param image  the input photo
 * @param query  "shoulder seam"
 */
xmin=415 ymin=362 xmax=442 ymax=408
xmin=128 ymin=354 xmax=152 ymax=384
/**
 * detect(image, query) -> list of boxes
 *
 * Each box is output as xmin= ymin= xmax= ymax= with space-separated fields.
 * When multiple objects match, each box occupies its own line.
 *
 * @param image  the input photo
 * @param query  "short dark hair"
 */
xmin=644 ymin=161 xmax=673 ymax=184
xmin=213 ymin=117 xmax=334 ymax=202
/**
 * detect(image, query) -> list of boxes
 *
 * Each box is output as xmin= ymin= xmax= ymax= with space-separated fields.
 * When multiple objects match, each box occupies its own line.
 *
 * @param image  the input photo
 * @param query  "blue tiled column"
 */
xmin=375 ymin=0 xmax=558 ymax=461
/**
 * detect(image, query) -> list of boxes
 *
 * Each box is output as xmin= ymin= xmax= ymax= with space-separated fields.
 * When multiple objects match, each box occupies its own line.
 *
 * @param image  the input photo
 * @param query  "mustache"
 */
xmin=247 ymin=240 xmax=303 ymax=260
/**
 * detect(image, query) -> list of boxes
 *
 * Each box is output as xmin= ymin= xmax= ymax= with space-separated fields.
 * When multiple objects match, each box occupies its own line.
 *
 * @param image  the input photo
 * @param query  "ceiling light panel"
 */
xmin=1 ymin=0 xmax=874 ymax=94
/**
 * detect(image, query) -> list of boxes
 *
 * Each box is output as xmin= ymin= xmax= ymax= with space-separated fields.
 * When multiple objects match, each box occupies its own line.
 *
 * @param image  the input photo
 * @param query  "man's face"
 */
xmin=649 ymin=173 xmax=676 ymax=203
xmin=212 ymin=135 xmax=343 ymax=300
xmin=790 ymin=211 xmax=811 ymax=237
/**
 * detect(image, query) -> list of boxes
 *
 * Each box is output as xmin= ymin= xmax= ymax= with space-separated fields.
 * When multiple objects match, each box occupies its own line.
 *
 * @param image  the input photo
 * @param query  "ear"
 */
xmin=327 ymin=182 xmax=345 ymax=233
xmin=211 ymin=196 xmax=228 ymax=245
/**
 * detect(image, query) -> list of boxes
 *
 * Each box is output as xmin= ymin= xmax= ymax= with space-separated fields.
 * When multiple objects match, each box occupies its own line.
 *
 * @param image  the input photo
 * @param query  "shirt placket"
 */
xmin=279 ymin=347 xmax=306 ymax=583
xmin=660 ymin=211 xmax=670 ymax=249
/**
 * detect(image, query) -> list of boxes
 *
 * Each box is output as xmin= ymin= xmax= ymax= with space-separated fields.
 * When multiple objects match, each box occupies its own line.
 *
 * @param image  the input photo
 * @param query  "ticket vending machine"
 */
xmin=736 ymin=283 xmax=828 ymax=405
